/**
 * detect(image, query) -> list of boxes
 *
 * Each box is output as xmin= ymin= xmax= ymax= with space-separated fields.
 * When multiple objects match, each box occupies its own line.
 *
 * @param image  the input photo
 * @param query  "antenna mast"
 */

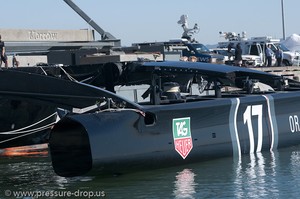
xmin=63 ymin=0 xmax=116 ymax=40
xmin=177 ymin=15 xmax=199 ymax=42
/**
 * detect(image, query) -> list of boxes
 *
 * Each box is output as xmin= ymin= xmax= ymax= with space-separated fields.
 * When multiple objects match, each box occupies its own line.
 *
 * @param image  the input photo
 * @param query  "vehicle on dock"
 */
xmin=211 ymin=47 xmax=262 ymax=66
xmin=218 ymin=31 xmax=300 ymax=66
xmin=131 ymin=39 xmax=225 ymax=64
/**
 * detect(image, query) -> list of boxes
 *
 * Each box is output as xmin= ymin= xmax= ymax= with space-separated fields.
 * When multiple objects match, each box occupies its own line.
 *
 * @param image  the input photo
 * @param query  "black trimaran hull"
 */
xmin=1 ymin=61 xmax=300 ymax=177
xmin=47 ymin=61 xmax=300 ymax=177
xmin=49 ymin=90 xmax=300 ymax=176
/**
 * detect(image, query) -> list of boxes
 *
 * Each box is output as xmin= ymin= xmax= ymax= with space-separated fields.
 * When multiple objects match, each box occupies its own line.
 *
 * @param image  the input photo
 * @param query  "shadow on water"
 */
xmin=1 ymin=145 xmax=300 ymax=198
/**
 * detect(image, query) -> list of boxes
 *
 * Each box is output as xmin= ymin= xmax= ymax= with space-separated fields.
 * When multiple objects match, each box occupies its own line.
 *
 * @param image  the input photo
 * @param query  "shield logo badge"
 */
xmin=172 ymin=117 xmax=193 ymax=159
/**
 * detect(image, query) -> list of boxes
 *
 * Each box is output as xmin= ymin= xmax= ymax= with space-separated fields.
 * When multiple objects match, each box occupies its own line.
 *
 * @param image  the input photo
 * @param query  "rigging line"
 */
xmin=0 ymin=124 xmax=54 ymax=144
xmin=57 ymin=65 xmax=78 ymax=82
xmin=0 ymin=112 xmax=57 ymax=135
xmin=0 ymin=112 xmax=57 ymax=134
xmin=0 ymin=91 xmax=103 ymax=100
xmin=0 ymin=122 xmax=56 ymax=135
xmin=98 ymin=108 xmax=145 ymax=117
xmin=35 ymin=65 xmax=48 ymax=75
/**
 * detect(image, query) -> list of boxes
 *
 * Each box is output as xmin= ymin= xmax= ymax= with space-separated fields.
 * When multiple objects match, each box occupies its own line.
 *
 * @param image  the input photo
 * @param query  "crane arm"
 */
xmin=63 ymin=0 xmax=116 ymax=40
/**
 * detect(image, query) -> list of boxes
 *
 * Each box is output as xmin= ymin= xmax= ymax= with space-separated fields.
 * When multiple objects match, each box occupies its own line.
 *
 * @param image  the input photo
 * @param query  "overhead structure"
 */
xmin=63 ymin=0 xmax=117 ymax=41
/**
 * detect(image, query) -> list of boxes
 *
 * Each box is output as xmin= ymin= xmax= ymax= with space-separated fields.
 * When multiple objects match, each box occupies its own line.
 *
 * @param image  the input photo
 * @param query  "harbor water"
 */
xmin=1 ymin=144 xmax=300 ymax=198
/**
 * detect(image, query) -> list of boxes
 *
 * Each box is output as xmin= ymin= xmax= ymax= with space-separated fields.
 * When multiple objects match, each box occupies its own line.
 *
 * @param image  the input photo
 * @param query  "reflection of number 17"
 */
xmin=243 ymin=105 xmax=263 ymax=153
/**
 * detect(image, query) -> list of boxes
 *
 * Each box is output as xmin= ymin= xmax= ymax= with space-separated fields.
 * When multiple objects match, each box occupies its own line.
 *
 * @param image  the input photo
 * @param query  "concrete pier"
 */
xmin=252 ymin=66 xmax=300 ymax=80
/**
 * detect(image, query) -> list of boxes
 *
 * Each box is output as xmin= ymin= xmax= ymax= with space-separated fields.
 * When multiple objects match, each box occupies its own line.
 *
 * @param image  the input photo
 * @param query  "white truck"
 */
xmin=218 ymin=32 xmax=300 ymax=66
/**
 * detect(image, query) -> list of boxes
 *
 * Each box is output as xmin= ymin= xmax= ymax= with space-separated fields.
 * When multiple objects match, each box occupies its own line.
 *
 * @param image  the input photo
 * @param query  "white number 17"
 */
xmin=243 ymin=105 xmax=263 ymax=153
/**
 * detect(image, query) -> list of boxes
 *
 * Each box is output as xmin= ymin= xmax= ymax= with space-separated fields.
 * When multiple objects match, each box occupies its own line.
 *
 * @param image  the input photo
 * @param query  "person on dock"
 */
xmin=0 ymin=35 xmax=8 ymax=68
xmin=234 ymin=43 xmax=242 ymax=67
xmin=275 ymin=48 xmax=283 ymax=66
xmin=265 ymin=44 xmax=274 ymax=67
xmin=12 ymin=54 xmax=19 ymax=67
xmin=227 ymin=43 xmax=234 ymax=60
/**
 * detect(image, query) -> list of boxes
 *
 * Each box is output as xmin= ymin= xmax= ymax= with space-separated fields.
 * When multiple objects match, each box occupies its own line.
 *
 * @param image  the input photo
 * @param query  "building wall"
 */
xmin=0 ymin=29 xmax=95 ymax=42
xmin=0 ymin=28 xmax=96 ymax=67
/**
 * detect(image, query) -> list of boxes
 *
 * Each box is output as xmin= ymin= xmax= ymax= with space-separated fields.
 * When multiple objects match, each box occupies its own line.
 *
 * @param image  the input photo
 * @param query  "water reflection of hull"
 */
xmin=173 ymin=169 xmax=196 ymax=198
xmin=1 ymin=146 xmax=300 ymax=198
xmin=0 ymin=144 xmax=48 ymax=157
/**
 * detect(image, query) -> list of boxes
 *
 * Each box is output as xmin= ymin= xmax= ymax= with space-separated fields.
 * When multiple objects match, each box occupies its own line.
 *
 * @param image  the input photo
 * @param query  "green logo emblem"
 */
xmin=172 ymin=117 xmax=193 ymax=159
